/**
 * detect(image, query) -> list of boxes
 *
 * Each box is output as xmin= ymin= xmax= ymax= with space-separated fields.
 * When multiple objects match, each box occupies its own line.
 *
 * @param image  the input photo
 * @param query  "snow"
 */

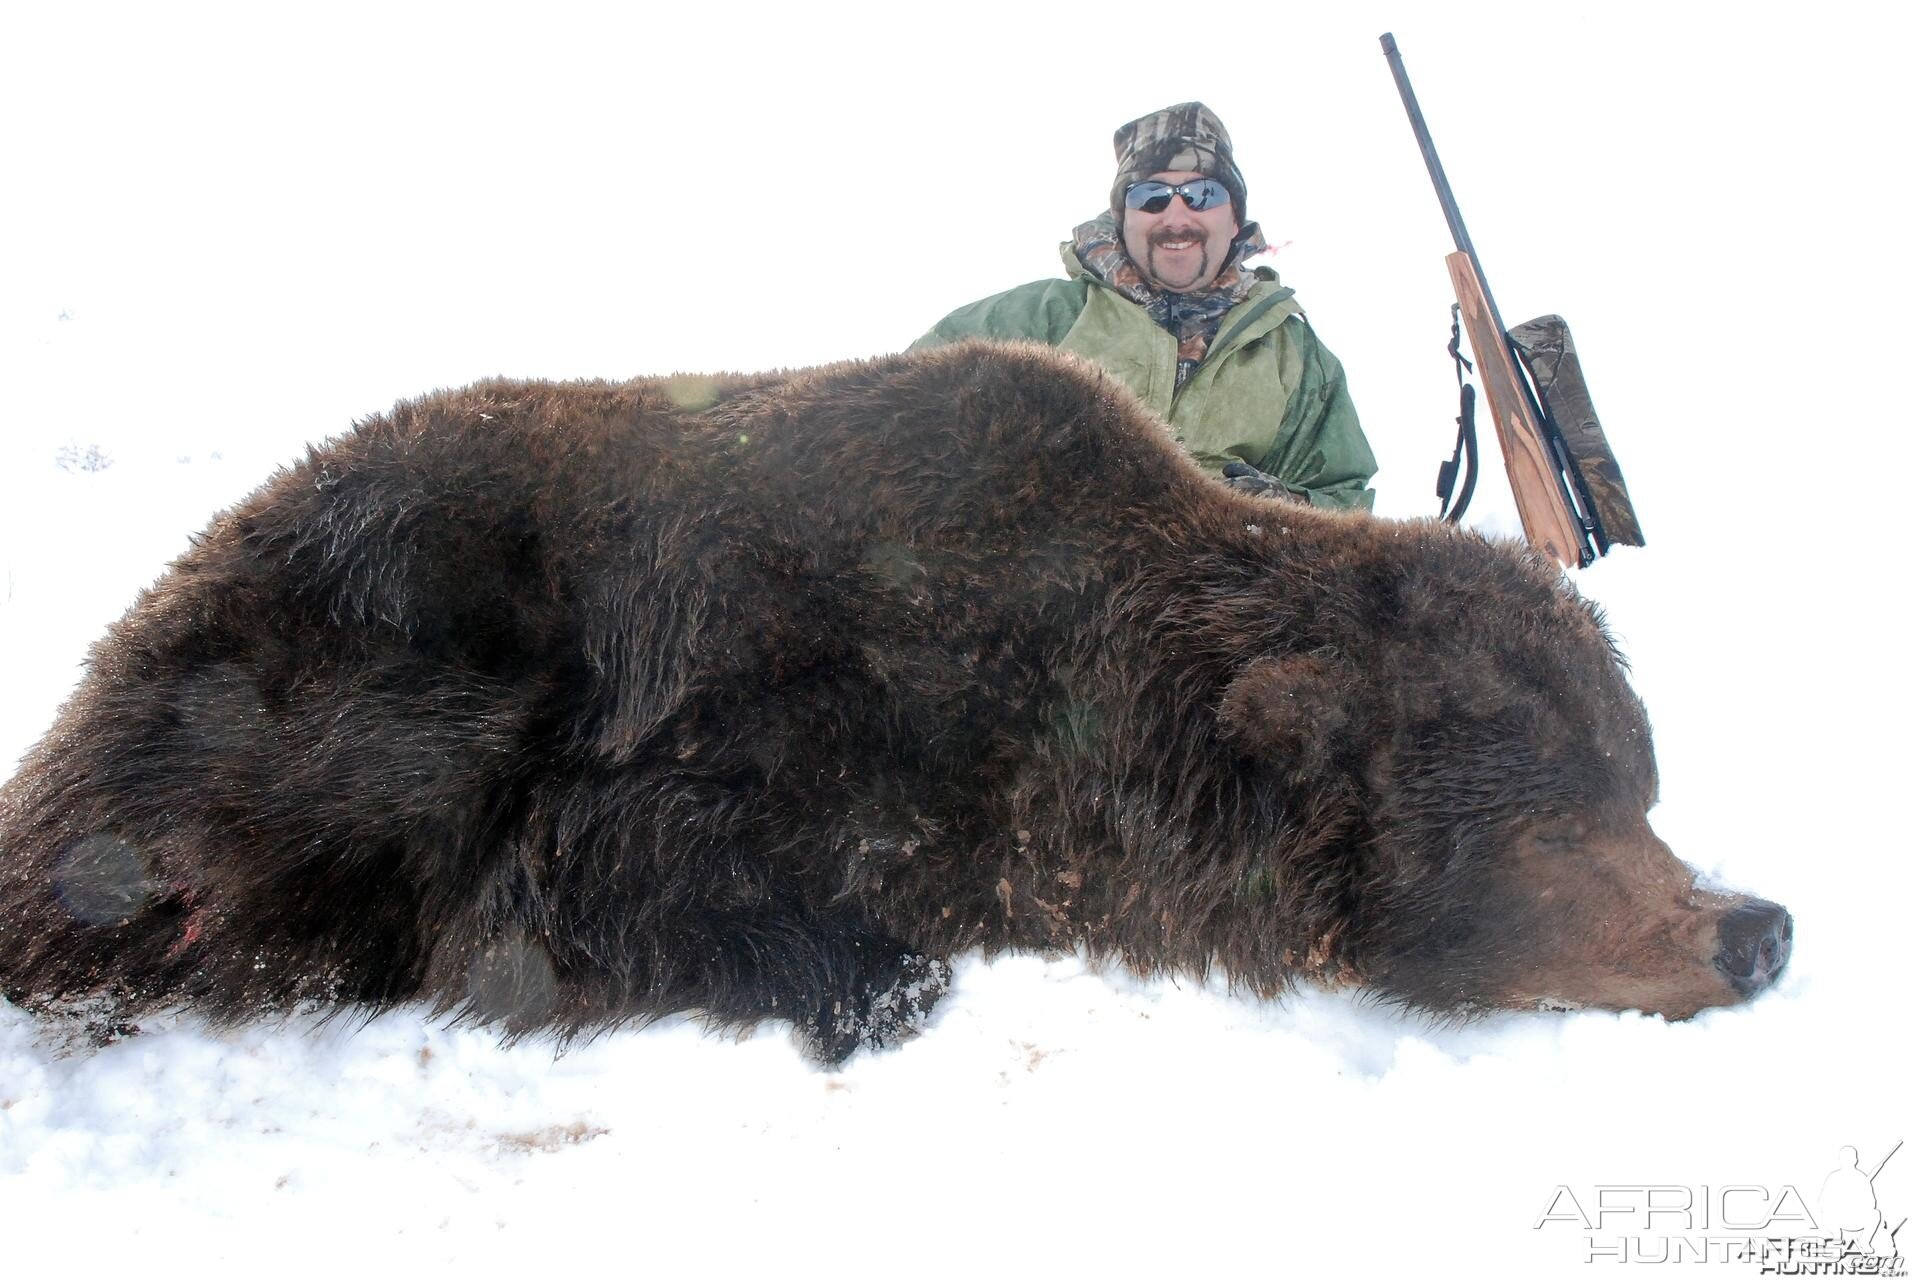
xmin=1 ymin=2 xmax=1915 ymax=1280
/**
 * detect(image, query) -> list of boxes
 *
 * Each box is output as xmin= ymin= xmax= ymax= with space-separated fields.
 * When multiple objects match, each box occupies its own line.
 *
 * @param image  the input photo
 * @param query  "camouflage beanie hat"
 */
xmin=1109 ymin=101 xmax=1248 ymax=225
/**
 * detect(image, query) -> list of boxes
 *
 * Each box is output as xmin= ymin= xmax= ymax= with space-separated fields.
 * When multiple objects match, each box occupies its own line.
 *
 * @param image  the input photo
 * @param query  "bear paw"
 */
xmin=799 ymin=952 xmax=953 ymax=1067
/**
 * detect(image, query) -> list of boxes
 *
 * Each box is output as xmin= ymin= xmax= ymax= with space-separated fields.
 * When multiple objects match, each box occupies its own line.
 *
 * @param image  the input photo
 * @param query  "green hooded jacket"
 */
xmin=910 ymin=245 xmax=1378 ymax=511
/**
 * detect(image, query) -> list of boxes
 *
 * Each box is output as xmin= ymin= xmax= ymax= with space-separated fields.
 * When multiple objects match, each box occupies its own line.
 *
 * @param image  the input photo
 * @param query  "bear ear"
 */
xmin=1218 ymin=654 xmax=1358 ymax=768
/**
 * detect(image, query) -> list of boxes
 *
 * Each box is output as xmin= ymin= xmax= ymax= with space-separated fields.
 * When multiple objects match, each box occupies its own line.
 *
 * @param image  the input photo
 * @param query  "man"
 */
xmin=911 ymin=103 xmax=1377 ymax=510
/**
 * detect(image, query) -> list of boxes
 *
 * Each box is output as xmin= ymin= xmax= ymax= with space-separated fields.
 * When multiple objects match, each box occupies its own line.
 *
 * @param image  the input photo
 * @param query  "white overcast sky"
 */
xmin=6 ymin=1 xmax=1914 ymax=510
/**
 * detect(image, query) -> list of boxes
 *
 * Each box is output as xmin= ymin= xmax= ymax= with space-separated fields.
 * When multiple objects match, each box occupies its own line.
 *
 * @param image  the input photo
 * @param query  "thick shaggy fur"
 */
xmin=0 ymin=342 xmax=1783 ymax=1060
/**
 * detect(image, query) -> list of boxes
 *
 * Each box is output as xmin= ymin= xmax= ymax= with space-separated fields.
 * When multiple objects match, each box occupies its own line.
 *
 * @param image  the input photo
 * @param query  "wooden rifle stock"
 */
xmin=1444 ymin=252 xmax=1584 ymax=565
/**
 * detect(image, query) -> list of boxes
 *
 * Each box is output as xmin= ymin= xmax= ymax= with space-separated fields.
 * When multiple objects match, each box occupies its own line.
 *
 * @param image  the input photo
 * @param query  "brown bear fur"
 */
xmin=0 ymin=341 xmax=1789 ymax=1061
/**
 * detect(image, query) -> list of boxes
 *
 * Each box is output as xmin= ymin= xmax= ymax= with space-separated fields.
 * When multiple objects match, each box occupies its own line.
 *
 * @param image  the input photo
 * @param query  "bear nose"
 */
xmin=1713 ymin=899 xmax=1792 ymax=998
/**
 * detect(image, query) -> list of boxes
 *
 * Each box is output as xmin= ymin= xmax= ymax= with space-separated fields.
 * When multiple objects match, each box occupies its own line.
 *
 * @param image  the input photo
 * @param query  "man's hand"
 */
xmin=1222 ymin=459 xmax=1298 ymax=501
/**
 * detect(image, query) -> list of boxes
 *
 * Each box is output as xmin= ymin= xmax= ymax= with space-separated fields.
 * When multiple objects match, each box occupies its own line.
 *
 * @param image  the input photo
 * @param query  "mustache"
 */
xmin=1149 ymin=227 xmax=1206 ymax=247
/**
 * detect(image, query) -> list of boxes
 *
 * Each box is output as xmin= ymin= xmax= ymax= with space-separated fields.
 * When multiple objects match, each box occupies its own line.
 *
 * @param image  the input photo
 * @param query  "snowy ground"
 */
xmin=2 ymin=3 xmax=1915 ymax=1280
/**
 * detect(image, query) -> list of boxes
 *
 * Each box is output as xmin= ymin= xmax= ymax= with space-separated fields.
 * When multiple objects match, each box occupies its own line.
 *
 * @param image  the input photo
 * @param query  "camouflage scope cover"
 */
xmin=1508 ymin=315 xmax=1646 ymax=552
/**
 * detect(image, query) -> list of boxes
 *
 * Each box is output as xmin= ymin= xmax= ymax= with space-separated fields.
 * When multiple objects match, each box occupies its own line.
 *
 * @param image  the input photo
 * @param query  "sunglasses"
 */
xmin=1123 ymin=178 xmax=1232 ymax=215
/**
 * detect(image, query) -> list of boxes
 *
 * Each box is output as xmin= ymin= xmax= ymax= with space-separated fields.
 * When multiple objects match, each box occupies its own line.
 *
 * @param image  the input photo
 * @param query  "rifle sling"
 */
xmin=1438 ymin=303 xmax=1479 ymax=523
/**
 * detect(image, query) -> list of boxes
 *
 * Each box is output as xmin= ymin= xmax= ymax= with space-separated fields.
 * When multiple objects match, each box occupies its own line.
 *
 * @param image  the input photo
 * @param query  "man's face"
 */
xmin=1121 ymin=169 xmax=1241 ymax=294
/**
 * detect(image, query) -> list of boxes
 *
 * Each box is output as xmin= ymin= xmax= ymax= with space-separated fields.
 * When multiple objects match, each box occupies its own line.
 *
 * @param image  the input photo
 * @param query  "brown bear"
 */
xmin=0 ymin=341 xmax=1790 ymax=1062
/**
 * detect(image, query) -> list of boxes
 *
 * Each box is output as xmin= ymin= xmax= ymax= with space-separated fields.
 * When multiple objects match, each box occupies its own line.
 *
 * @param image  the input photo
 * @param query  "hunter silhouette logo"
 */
xmin=1791 ymin=1142 xmax=1907 ymax=1271
xmin=1533 ymin=1141 xmax=1908 ymax=1272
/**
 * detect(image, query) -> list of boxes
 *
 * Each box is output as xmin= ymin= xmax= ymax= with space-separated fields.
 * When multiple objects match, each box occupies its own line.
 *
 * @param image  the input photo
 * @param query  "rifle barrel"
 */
xmin=1379 ymin=33 xmax=1509 ymax=338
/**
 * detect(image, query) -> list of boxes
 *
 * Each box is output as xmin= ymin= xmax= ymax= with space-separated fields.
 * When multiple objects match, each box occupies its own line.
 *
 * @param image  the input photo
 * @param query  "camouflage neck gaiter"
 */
xmin=1070 ymin=212 xmax=1268 ymax=386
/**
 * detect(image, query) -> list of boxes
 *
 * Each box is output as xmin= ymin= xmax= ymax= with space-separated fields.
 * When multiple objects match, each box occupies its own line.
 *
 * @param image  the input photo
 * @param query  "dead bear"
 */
xmin=0 ymin=341 xmax=1790 ymax=1061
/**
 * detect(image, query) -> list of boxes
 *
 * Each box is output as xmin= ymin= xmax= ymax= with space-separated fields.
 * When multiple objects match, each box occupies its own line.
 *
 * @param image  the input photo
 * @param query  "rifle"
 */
xmin=1380 ymin=32 xmax=1645 ymax=568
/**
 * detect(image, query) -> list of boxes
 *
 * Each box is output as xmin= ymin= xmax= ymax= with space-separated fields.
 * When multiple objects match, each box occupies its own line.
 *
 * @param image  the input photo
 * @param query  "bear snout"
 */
xmin=1713 ymin=899 xmax=1793 ymax=999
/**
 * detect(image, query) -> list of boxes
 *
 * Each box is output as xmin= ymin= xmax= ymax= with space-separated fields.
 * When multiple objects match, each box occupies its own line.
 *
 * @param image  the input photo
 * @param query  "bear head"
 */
xmin=1215 ymin=525 xmax=1790 ymax=1021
